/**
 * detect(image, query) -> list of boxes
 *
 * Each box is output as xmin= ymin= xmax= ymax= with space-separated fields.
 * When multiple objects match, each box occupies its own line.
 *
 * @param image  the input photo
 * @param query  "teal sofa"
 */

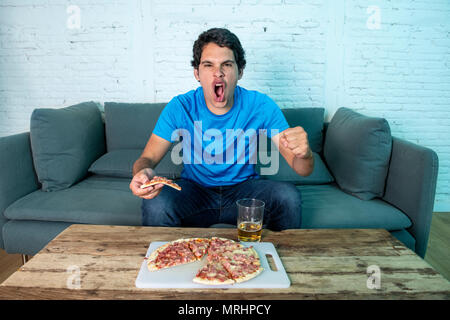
xmin=0 ymin=102 xmax=439 ymax=258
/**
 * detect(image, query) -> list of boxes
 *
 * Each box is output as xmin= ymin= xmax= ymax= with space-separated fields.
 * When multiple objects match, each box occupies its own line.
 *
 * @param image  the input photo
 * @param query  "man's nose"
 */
xmin=214 ymin=66 xmax=225 ymax=77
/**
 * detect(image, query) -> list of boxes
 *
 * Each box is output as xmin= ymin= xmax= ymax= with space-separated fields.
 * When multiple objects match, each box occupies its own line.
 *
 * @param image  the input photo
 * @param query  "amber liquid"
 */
xmin=237 ymin=222 xmax=262 ymax=242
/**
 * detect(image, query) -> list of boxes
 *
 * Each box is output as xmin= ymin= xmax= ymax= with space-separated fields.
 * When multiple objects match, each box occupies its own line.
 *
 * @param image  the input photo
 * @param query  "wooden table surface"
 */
xmin=0 ymin=225 xmax=449 ymax=299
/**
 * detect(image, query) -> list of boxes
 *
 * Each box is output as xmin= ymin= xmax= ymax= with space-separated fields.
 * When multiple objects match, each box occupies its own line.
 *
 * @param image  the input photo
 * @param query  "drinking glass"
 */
xmin=236 ymin=198 xmax=265 ymax=242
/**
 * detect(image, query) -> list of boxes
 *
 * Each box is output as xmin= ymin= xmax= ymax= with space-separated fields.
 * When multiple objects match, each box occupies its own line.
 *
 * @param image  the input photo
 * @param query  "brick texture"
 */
xmin=0 ymin=0 xmax=448 ymax=209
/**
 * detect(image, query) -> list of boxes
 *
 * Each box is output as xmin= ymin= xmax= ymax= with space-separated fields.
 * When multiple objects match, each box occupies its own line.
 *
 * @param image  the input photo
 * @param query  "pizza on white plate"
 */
xmin=146 ymin=237 xmax=263 ymax=285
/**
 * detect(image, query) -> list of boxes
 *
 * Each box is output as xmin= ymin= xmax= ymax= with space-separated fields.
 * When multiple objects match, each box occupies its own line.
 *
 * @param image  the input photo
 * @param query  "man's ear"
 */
xmin=238 ymin=68 xmax=244 ymax=80
xmin=194 ymin=68 xmax=200 ymax=82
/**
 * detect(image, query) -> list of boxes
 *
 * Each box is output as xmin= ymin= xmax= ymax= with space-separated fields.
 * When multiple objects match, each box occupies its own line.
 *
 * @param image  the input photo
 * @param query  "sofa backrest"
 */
xmin=104 ymin=102 xmax=326 ymax=153
xmin=281 ymin=108 xmax=325 ymax=154
xmin=104 ymin=102 xmax=167 ymax=151
xmin=101 ymin=102 xmax=182 ymax=179
xmin=257 ymin=107 xmax=334 ymax=185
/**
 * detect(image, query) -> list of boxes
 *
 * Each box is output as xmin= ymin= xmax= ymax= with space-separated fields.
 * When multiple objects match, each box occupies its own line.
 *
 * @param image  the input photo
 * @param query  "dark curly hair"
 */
xmin=191 ymin=28 xmax=246 ymax=73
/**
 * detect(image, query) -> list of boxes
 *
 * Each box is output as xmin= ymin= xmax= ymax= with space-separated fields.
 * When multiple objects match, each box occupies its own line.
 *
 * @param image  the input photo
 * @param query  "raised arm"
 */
xmin=272 ymin=127 xmax=314 ymax=177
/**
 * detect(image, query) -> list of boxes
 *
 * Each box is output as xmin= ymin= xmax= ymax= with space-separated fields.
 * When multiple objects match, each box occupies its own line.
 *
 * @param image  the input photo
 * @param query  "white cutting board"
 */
xmin=135 ymin=241 xmax=290 ymax=289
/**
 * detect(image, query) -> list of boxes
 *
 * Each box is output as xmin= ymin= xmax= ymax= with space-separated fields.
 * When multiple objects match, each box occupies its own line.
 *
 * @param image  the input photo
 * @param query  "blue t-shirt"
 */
xmin=153 ymin=86 xmax=289 ymax=187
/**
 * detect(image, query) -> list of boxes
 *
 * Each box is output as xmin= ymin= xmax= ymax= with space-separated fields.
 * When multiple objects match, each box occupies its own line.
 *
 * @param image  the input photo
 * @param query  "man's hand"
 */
xmin=130 ymin=134 xmax=172 ymax=199
xmin=279 ymin=126 xmax=313 ymax=159
xmin=129 ymin=168 xmax=164 ymax=200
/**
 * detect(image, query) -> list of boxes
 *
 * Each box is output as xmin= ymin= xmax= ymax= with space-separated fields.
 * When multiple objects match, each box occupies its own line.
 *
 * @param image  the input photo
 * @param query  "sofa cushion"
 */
xmin=104 ymin=102 xmax=167 ymax=151
xmin=88 ymin=148 xmax=184 ymax=179
xmin=299 ymin=184 xmax=412 ymax=230
xmin=88 ymin=149 xmax=141 ymax=178
xmin=323 ymin=107 xmax=392 ymax=200
xmin=30 ymin=102 xmax=105 ymax=191
xmin=0 ymin=132 xmax=40 ymax=214
xmin=3 ymin=220 xmax=72 ymax=256
xmin=390 ymin=229 xmax=415 ymax=252
xmin=0 ymin=215 xmax=7 ymax=249
xmin=282 ymin=108 xmax=324 ymax=153
xmin=4 ymin=175 xmax=141 ymax=226
xmin=257 ymin=152 xmax=334 ymax=185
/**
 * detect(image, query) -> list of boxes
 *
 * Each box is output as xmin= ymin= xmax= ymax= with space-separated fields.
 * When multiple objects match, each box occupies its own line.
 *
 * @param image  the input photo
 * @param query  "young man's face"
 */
xmin=194 ymin=42 xmax=243 ymax=115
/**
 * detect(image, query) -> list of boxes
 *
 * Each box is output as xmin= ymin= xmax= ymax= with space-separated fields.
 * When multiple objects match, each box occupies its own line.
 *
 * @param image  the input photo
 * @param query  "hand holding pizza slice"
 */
xmin=140 ymin=176 xmax=182 ymax=191
xmin=130 ymin=168 xmax=166 ymax=199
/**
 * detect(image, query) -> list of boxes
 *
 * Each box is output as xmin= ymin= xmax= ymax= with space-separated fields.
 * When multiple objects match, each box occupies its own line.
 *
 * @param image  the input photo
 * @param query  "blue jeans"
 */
xmin=141 ymin=178 xmax=302 ymax=231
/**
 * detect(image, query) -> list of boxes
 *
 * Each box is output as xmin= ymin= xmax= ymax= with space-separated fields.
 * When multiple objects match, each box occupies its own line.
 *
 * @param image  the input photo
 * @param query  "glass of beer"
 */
xmin=236 ymin=198 xmax=265 ymax=242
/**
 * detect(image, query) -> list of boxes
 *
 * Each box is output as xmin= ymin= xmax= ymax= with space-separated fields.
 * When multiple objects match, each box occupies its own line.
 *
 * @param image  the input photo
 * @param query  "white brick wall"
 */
xmin=0 ymin=0 xmax=449 ymax=210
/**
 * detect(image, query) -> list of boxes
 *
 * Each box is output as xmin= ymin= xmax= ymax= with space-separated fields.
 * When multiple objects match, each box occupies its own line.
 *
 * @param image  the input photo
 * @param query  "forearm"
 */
xmin=292 ymin=151 xmax=314 ymax=177
xmin=132 ymin=157 xmax=157 ymax=176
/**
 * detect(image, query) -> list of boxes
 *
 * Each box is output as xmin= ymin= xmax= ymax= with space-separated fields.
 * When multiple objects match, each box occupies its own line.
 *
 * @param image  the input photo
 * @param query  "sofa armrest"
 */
xmin=382 ymin=137 xmax=439 ymax=258
xmin=0 ymin=133 xmax=40 ymax=220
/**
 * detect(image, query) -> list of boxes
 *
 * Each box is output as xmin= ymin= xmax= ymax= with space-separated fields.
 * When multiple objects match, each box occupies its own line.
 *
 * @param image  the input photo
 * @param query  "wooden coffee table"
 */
xmin=0 ymin=225 xmax=449 ymax=299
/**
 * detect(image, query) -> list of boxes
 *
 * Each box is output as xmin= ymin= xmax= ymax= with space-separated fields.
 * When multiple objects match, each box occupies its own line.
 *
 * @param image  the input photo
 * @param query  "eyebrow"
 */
xmin=201 ymin=60 xmax=235 ymax=65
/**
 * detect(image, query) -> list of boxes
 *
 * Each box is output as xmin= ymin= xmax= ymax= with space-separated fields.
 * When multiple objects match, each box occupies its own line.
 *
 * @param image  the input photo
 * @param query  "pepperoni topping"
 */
xmin=148 ymin=237 xmax=262 ymax=283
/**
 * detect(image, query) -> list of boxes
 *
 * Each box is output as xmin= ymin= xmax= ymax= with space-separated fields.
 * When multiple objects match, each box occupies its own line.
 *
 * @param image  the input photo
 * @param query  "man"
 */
xmin=129 ymin=28 xmax=313 ymax=230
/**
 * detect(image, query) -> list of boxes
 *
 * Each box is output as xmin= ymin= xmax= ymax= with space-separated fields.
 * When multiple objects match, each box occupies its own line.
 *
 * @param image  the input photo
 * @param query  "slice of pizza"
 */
xmin=140 ymin=176 xmax=181 ymax=191
xmin=220 ymin=246 xmax=263 ymax=283
xmin=185 ymin=238 xmax=211 ymax=260
xmin=147 ymin=239 xmax=197 ymax=271
xmin=193 ymin=261 xmax=235 ymax=285
xmin=207 ymin=237 xmax=244 ymax=262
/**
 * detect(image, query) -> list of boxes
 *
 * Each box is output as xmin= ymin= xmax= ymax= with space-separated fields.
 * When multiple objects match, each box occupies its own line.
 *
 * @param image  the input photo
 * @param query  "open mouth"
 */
xmin=213 ymin=81 xmax=225 ymax=102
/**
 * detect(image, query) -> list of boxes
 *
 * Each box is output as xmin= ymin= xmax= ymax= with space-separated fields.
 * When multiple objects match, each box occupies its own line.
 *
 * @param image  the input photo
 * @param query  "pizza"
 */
xmin=207 ymin=237 xmax=244 ymax=262
xmin=146 ymin=237 xmax=263 ymax=285
xmin=187 ymin=237 xmax=210 ymax=259
xmin=140 ymin=176 xmax=181 ymax=191
xmin=213 ymin=246 xmax=263 ymax=284
xmin=146 ymin=239 xmax=197 ymax=271
xmin=195 ymin=241 xmax=263 ymax=285
xmin=194 ymin=260 xmax=235 ymax=285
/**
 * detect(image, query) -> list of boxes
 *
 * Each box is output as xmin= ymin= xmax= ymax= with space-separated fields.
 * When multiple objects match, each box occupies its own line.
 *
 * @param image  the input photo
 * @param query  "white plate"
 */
xmin=135 ymin=241 xmax=291 ymax=289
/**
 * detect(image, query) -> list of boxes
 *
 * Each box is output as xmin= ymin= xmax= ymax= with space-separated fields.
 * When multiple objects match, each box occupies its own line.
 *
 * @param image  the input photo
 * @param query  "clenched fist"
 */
xmin=279 ymin=126 xmax=313 ymax=159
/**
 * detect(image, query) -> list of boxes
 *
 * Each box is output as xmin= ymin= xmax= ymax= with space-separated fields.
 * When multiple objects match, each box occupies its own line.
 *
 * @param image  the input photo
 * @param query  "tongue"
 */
xmin=214 ymin=85 xmax=225 ymax=102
